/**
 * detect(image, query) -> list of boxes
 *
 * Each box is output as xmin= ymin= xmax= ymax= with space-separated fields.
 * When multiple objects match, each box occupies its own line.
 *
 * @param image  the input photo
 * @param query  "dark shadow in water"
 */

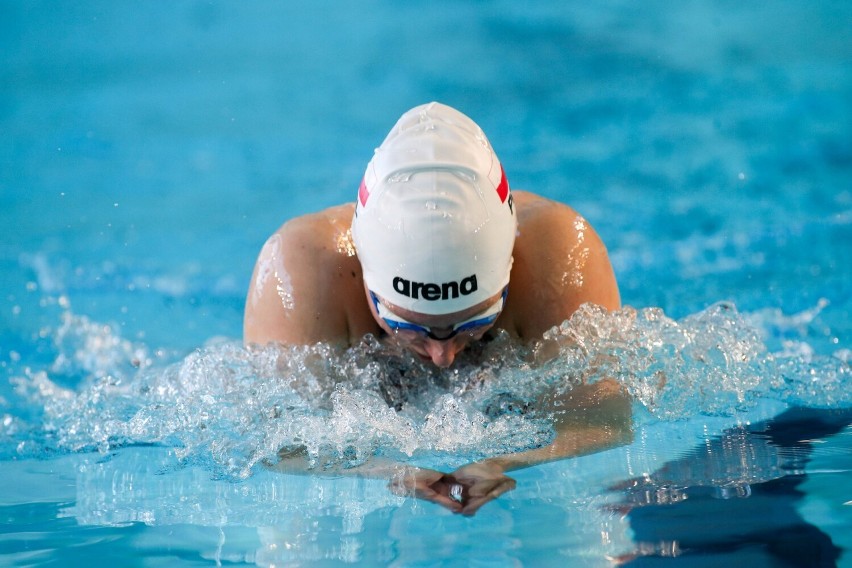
xmin=611 ymin=407 xmax=852 ymax=567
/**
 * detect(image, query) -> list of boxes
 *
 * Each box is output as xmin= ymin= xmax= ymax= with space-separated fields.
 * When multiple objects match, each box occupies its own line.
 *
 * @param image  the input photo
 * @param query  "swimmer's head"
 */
xmin=351 ymin=102 xmax=517 ymax=315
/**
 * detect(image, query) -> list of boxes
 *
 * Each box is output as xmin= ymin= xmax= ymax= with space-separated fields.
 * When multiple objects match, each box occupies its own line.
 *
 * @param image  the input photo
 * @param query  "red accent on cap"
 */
xmin=358 ymin=178 xmax=370 ymax=206
xmin=496 ymin=165 xmax=509 ymax=203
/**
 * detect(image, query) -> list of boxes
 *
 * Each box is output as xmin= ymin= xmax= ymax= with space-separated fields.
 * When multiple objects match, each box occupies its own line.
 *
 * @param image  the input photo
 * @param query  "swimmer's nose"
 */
xmin=423 ymin=339 xmax=458 ymax=368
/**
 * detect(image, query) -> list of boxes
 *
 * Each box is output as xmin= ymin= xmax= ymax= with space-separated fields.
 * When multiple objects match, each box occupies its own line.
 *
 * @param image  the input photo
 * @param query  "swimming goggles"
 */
xmin=369 ymin=287 xmax=508 ymax=341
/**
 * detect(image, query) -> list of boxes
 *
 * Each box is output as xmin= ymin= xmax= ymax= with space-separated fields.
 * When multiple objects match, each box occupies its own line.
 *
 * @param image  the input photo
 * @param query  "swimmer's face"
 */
xmin=365 ymin=285 xmax=507 ymax=368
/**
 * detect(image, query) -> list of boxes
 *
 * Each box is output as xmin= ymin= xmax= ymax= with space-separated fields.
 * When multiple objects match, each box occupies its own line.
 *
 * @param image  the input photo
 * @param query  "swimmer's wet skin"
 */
xmin=246 ymin=102 xmax=628 ymax=514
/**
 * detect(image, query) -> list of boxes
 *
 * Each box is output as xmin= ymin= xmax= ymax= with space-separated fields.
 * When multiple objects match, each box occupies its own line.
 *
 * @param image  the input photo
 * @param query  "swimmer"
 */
xmin=244 ymin=102 xmax=619 ymax=365
xmin=247 ymin=102 xmax=631 ymax=514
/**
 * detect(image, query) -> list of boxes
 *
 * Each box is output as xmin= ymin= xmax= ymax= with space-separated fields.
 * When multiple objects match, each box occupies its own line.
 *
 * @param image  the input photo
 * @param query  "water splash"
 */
xmin=5 ymin=301 xmax=849 ymax=480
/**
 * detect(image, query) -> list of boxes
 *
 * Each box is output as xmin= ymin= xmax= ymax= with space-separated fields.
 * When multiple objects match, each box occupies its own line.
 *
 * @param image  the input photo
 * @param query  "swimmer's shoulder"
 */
xmin=263 ymin=203 xmax=361 ymax=288
xmin=501 ymin=191 xmax=620 ymax=339
xmin=245 ymin=203 xmax=377 ymax=347
xmin=512 ymin=191 xmax=611 ymax=274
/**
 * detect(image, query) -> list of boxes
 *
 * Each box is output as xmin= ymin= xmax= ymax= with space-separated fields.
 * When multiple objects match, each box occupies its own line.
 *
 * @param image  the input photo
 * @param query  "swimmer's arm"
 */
xmin=267 ymin=451 xmax=468 ymax=513
xmin=482 ymin=379 xmax=632 ymax=472
xmin=440 ymin=379 xmax=631 ymax=515
xmin=267 ymin=382 xmax=630 ymax=517
xmin=269 ymin=380 xmax=631 ymax=516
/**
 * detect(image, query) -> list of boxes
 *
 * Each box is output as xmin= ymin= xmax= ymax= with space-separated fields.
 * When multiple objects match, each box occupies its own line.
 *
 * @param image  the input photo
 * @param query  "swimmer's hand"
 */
xmin=446 ymin=461 xmax=516 ymax=516
xmin=389 ymin=467 xmax=466 ymax=513
xmin=390 ymin=463 xmax=515 ymax=516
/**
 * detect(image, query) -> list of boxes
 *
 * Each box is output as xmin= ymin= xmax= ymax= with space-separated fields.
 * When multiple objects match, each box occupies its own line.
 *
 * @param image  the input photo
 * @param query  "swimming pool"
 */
xmin=2 ymin=1 xmax=850 ymax=566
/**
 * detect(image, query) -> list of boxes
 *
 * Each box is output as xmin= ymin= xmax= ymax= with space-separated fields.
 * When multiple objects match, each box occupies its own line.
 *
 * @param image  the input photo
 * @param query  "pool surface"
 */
xmin=2 ymin=1 xmax=850 ymax=566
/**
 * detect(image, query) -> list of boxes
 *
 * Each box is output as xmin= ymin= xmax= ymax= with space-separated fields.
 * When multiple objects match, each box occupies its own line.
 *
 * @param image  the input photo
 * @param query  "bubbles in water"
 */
xmin=535 ymin=301 xmax=848 ymax=419
xmin=51 ymin=310 xmax=154 ymax=382
xmin=6 ymin=301 xmax=849 ymax=480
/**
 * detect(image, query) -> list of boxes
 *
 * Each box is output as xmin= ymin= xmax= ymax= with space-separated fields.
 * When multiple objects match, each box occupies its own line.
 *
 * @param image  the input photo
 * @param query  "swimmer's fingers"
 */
xmin=447 ymin=461 xmax=516 ymax=516
xmin=388 ymin=468 xmax=463 ymax=513
xmin=459 ymin=476 xmax=516 ymax=516
xmin=416 ymin=485 xmax=464 ymax=512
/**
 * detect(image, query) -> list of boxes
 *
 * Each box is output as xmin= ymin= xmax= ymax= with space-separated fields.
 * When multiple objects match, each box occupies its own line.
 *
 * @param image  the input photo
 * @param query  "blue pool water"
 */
xmin=2 ymin=1 xmax=850 ymax=566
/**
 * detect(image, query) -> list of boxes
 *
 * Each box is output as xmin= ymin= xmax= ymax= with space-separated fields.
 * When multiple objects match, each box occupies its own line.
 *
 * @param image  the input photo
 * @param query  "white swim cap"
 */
xmin=351 ymin=102 xmax=516 ymax=315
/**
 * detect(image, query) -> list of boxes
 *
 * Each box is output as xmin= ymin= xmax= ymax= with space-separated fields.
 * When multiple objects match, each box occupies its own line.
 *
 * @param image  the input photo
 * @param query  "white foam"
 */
xmin=10 ymin=301 xmax=850 ymax=479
